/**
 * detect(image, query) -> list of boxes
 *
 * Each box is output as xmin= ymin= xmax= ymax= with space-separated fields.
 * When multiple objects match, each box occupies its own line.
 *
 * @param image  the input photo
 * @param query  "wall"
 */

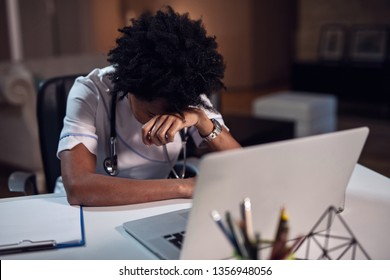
xmin=1 ymin=0 xmax=296 ymax=89
xmin=170 ymin=0 xmax=256 ymax=89
xmin=19 ymin=0 xmax=54 ymax=58
xmin=0 ymin=0 xmax=10 ymax=60
xmin=121 ymin=0 xmax=296 ymax=89
xmin=252 ymin=0 xmax=297 ymax=88
xmin=0 ymin=0 xmax=123 ymax=59
xmin=78 ymin=0 xmax=123 ymax=55
xmin=295 ymin=0 xmax=390 ymax=62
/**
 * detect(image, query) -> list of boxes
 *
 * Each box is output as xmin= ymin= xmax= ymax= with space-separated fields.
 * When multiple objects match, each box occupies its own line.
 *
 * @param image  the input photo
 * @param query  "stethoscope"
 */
xmin=103 ymin=92 xmax=188 ymax=179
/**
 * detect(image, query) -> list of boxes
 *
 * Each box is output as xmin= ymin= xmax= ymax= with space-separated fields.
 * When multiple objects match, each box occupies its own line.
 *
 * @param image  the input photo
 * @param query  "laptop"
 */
xmin=123 ymin=127 xmax=369 ymax=259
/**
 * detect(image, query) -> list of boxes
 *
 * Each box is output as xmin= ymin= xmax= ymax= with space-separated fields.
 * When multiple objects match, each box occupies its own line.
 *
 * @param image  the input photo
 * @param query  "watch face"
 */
xmin=205 ymin=118 xmax=222 ymax=142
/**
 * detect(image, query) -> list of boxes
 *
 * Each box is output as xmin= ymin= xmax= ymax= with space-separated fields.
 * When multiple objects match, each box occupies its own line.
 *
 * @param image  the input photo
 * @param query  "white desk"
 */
xmin=1 ymin=164 xmax=389 ymax=260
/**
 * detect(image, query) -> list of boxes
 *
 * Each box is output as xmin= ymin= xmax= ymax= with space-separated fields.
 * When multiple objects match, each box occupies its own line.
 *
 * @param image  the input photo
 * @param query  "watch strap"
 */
xmin=203 ymin=118 xmax=222 ymax=142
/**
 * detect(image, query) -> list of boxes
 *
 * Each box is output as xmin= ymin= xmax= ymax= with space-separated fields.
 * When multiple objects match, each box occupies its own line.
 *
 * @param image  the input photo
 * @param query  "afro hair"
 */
xmin=107 ymin=5 xmax=225 ymax=113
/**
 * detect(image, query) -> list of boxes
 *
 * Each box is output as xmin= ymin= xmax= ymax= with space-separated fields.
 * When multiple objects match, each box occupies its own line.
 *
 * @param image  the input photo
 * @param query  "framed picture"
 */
xmin=349 ymin=26 xmax=388 ymax=63
xmin=318 ymin=24 xmax=347 ymax=61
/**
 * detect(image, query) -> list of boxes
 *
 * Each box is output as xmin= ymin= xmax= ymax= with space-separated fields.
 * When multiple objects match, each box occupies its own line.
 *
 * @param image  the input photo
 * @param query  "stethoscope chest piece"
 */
xmin=104 ymin=135 xmax=118 ymax=176
xmin=103 ymin=155 xmax=118 ymax=176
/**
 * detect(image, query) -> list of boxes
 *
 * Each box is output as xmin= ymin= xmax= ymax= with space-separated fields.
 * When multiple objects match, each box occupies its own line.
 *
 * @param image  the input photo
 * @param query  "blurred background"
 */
xmin=0 ymin=0 xmax=389 ymax=196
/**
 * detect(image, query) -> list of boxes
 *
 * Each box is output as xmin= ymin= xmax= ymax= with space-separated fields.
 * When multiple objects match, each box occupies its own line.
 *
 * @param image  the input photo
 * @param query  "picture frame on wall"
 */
xmin=349 ymin=26 xmax=388 ymax=63
xmin=318 ymin=24 xmax=347 ymax=62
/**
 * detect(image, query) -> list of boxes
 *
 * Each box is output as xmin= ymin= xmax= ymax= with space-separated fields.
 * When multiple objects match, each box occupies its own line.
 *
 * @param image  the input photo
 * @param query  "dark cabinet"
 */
xmin=291 ymin=62 xmax=390 ymax=103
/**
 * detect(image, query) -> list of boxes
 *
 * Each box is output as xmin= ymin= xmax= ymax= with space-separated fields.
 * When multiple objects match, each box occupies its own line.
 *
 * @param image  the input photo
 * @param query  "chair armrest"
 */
xmin=8 ymin=171 xmax=38 ymax=195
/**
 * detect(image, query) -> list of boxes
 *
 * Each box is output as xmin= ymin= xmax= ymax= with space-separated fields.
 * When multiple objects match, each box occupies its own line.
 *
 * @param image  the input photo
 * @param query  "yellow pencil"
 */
xmin=270 ymin=207 xmax=289 ymax=259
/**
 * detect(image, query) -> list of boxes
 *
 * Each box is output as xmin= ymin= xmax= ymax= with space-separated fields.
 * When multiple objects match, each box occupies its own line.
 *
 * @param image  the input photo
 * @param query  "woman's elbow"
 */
xmin=65 ymin=190 xmax=82 ymax=206
xmin=62 ymin=176 xmax=85 ymax=206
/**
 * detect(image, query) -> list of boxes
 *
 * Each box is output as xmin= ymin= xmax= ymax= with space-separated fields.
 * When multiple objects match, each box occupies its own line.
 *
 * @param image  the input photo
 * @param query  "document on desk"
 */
xmin=0 ymin=196 xmax=85 ymax=254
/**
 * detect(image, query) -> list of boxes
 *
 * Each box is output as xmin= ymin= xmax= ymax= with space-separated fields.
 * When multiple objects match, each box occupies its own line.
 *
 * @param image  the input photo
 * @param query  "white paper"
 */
xmin=0 ymin=197 xmax=82 ymax=247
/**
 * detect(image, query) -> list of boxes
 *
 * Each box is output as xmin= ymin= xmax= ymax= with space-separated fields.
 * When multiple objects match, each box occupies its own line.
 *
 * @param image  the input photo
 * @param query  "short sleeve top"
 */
xmin=57 ymin=66 xmax=225 ymax=179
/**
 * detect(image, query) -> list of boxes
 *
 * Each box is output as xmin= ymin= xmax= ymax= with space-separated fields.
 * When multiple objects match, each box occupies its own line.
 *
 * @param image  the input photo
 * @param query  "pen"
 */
xmin=238 ymin=219 xmax=258 ymax=259
xmin=243 ymin=198 xmax=255 ymax=242
xmin=270 ymin=207 xmax=289 ymax=259
xmin=239 ymin=198 xmax=258 ymax=259
xmin=255 ymin=232 xmax=261 ymax=260
xmin=210 ymin=210 xmax=237 ymax=250
xmin=240 ymin=199 xmax=246 ymax=231
xmin=225 ymin=211 xmax=243 ymax=258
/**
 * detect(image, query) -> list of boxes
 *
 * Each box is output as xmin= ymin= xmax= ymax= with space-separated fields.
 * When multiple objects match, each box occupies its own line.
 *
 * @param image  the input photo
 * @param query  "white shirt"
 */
xmin=57 ymin=66 xmax=224 ymax=179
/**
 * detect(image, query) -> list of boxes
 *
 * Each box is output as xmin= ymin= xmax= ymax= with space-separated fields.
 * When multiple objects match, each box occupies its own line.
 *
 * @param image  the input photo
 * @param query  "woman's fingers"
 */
xmin=141 ymin=110 xmax=203 ymax=146
xmin=142 ymin=115 xmax=185 ymax=146
xmin=149 ymin=115 xmax=172 ymax=145
xmin=141 ymin=115 xmax=159 ymax=146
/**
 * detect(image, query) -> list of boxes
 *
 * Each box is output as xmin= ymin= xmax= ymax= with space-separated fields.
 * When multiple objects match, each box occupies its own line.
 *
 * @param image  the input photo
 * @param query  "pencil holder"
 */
xmin=211 ymin=201 xmax=370 ymax=260
xmin=211 ymin=198 xmax=302 ymax=260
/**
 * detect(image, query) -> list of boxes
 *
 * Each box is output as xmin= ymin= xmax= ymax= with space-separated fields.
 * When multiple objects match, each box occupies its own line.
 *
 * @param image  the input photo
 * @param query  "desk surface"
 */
xmin=1 ymin=164 xmax=389 ymax=260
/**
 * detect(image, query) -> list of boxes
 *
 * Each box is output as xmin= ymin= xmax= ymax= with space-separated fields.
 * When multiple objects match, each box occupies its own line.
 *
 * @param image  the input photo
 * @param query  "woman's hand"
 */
xmin=141 ymin=108 xmax=241 ymax=151
xmin=141 ymin=109 xmax=213 ymax=146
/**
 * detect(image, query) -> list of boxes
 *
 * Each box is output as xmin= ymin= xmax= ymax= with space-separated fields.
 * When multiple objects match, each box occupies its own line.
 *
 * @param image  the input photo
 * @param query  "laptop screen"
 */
xmin=180 ymin=127 xmax=368 ymax=259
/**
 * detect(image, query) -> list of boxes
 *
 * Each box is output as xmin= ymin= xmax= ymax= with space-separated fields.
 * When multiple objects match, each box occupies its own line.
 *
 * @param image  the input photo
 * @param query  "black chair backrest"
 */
xmin=37 ymin=74 xmax=83 ymax=193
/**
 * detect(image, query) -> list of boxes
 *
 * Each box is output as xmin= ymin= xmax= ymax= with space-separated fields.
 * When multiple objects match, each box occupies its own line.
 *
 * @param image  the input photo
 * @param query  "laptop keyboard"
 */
xmin=163 ymin=231 xmax=186 ymax=249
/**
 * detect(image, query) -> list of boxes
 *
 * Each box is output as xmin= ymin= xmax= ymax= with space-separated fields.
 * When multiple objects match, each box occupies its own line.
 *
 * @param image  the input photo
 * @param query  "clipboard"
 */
xmin=0 ymin=196 xmax=85 ymax=255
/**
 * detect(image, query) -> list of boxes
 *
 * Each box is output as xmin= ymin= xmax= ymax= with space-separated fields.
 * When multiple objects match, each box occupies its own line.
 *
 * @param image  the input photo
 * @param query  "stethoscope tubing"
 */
xmin=103 ymin=94 xmax=187 ymax=178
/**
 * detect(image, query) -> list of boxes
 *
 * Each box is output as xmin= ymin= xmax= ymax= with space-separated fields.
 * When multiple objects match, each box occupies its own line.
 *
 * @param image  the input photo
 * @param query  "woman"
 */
xmin=57 ymin=6 xmax=241 ymax=206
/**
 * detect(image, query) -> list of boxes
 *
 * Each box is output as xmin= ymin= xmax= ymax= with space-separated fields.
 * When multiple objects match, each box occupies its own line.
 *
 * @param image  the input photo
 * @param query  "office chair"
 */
xmin=8 ymin=74 xmax=83 ymax=194
xmin=37 ymin=74 xmax=84 ymax=193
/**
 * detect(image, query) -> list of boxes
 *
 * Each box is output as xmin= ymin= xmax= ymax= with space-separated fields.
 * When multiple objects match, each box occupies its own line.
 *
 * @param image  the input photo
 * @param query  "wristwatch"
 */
xmin=203 ymin=118 xmax=222 ymax=142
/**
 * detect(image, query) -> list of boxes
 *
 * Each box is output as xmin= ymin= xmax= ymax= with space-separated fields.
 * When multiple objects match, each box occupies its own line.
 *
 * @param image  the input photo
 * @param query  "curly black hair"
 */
xmin=107 ymin=5 xmax=225 ymax=113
